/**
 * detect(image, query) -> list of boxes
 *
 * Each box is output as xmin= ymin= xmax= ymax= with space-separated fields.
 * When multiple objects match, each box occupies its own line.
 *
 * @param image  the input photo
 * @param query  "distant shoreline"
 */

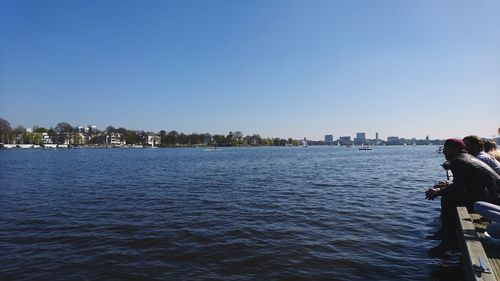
xmin=0 ymin=143 xmax=445 ymax=150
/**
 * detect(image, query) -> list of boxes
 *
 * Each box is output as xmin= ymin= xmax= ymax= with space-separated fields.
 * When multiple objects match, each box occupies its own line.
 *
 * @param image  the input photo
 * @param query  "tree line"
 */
xmin=0 ymin=117 xmax=301 ymax=147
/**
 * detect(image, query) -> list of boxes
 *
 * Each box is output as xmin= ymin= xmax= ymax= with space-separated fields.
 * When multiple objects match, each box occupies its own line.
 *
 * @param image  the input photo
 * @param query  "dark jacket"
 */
xmin=441 ymin=153 xmax=500 ymax=208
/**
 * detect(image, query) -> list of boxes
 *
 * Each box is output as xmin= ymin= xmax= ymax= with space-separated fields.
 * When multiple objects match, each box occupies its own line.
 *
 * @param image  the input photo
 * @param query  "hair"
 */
xmin=462 ymin=135 xmax=484 ymax=150
xmin=484 ymin=140 xmax=498 ymax=153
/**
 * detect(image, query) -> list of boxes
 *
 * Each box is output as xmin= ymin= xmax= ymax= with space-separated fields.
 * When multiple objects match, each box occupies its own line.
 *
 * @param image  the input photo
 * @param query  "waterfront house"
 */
xmin=107 ymin=132 xmax=125 ymax=146
xmin=42 ymin=133 xmax=53 ymax=144
xmin=146 ymin=134 xmax=160 ymax=147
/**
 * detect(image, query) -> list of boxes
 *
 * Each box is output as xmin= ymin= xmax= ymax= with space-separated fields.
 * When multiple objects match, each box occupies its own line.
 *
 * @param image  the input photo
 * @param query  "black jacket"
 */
xmin=441 ymin=153 xmax=500 ymax=207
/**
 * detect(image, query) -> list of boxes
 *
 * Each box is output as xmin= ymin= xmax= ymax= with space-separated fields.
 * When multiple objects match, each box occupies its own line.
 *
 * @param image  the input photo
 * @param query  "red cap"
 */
xmin=444 ymin=138 xmax=466 ymax=150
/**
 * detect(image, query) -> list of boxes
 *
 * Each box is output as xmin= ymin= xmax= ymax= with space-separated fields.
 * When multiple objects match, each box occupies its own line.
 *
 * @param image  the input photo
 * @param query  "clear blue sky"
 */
xmin=1 ymin=0 xmax=499 ymax=140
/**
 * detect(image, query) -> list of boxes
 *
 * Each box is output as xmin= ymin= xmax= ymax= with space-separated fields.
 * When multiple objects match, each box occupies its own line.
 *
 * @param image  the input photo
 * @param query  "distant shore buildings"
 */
xmin=320 ymin=131 xmax=498 ymax=146
xmin=0 ymin=119 xmax=302 ymax=147
xmin=1 ymin=117 xmax=499 ymax=147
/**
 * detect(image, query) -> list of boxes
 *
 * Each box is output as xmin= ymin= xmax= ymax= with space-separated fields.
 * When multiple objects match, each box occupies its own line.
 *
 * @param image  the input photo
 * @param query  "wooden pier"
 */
xmin=457 ymin=206 xmax=500 ymax=281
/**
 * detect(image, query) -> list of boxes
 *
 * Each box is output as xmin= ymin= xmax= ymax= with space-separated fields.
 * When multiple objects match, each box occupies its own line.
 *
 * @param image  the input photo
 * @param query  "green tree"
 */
xmin=0 ymin=117 xmax=11 ymax=143
xmin=73 ymin=133 xmax=83 ymax=145
xmin=34 ymin=126 xmax=48 ymax=134
xmin=234 ymin=131 xmax=243 ymax=145
xmin=47 ymin=128 xmax=57 ymax=144
xmin=212 ymin=134 xmax=225 ymax=146
xmin=33 ymin=133 xmax=42 ymax=145
xmin=202 ymin=133 xmax=211 ymax=145
xmin=55 ymin=122 xmax=74 ymax=144
xmin=106 ymin=126 xmax=116 ymax=134
xmin=48 ymin=128 xmax=56 ymax=135
xmin=245 ymin=134 xmax=263 ymax=146
xmin=166 ymin=130 xmax=179 ymax=146
xmin=159 ymin=130 xmax=167 ymax=146
xmin=263 ymin=138 xmax=272 ymax=146
xmin=22 ymin=132 xmax=34 ymax=144
xmin=125 ymin=130 xmax=139 ymax=145
xmin=55 ymin=122 xmax=73 ymax=133
xmin=187 ymin=133 xmax=202 ymax=145
xmin=90 ymin=135 xmax=105 ymax=145
xmin=224 ymin=131 xmax=235 ymax=146
xmin=137 ymin=131 xmax=147 ymax=145
xmin=12 ymin=125 xmax=25 ymax=144
xmin=178 ymin=133 xmax=188 ymax=145
xmin=116 ymin=127 xmax=128 ymax=135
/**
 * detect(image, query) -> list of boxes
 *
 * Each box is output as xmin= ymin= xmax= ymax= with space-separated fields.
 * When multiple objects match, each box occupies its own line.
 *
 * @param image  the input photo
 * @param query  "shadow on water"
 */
xmin=429 ymin=257 xmax=466 ymax=281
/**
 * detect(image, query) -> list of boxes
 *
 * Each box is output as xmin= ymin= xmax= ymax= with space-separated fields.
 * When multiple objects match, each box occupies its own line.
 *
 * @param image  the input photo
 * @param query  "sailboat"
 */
xmin=302 ymin=138 xmax=308 ymax=148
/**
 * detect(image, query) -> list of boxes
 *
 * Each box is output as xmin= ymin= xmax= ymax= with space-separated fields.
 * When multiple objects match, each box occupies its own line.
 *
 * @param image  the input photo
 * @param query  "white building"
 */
xmin=107 ymin=132 xmax=125 ymax=146
xmin=42 ymin=133 xmax=53 ymax=144
xmin=146 ymin=134 xmax=161 ymax=147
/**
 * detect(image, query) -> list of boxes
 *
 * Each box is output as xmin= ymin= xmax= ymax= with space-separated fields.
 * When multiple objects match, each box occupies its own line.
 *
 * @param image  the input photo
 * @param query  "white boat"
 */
xmin=359 ymin=144 xmax=372 ymax=150
xmin=18 ymin=144 xmax=34 ymax=149
xmin=44 ymin=144 xmax=58 ymax=149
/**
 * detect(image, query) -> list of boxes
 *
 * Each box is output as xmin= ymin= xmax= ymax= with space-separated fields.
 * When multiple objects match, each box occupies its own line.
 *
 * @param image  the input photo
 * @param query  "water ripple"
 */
xmin=0 ymin=147 xmax=452 ymax=280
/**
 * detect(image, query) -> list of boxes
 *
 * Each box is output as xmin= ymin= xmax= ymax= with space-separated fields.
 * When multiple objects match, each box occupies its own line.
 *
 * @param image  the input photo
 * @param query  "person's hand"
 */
xmin=425 ymin=188 xmax=440 ymax=200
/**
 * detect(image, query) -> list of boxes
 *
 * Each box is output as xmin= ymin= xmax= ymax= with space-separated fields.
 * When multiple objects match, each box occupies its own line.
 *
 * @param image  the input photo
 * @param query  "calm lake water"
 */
xmin=0 ymin=146 xmax=464 ymax=280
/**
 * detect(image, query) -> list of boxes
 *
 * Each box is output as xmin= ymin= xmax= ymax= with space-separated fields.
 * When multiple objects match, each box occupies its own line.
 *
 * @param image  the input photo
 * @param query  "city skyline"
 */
xmin=0 ymin=117 xmax=485 ymax=142
xmin=1 ymin=1 xmax=499 ymax=140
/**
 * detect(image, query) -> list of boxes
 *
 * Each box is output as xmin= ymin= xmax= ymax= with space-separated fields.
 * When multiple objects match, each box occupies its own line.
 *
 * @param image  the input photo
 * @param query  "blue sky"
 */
xmin=1 ymin=0 xmax=499 ymax=140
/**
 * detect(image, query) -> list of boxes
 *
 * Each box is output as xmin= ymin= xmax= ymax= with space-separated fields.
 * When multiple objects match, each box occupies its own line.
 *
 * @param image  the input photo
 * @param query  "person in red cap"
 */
xmin=425 ymin=138 xmax=500 ymax=255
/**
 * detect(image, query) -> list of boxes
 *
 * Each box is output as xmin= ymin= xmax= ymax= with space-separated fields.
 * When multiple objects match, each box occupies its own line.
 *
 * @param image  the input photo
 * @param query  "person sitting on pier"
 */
xmin=425 ymin=138 xmax=500 ymax=255
xmin=474 ymin=201 xmax=500 ymax=244
xmin=463 ymin=135 xmax=500 ymax=175
xmin=484 ymin=140 xmax=500 ymax=162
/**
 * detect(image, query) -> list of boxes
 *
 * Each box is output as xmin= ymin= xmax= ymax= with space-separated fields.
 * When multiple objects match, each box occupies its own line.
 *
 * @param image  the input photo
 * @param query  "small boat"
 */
xmin=359 ymin=144 xmax=372 ymax=150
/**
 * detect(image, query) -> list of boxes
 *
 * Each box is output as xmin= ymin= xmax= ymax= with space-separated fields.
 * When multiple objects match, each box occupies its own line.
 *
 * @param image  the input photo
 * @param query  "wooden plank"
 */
xmin=457 ymin=206 xmax=497 ymax=281
xmin=470 ymin=213 xmax=500 ymax=280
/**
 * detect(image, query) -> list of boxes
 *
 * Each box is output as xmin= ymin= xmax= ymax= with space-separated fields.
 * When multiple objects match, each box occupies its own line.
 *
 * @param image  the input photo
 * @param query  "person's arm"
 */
xmin=426 ymin=181 xmax=449 ymax=200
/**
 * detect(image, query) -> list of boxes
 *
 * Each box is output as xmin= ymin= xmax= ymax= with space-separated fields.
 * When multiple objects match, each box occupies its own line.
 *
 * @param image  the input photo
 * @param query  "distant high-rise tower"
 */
xmin=376 ymin=132 xmax=379 ymax=140
xmin=354 ymin=132 xmax=366 ymax=144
